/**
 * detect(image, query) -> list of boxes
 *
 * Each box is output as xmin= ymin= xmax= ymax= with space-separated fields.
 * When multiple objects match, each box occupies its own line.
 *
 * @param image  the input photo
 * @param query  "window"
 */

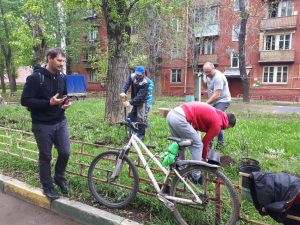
xmin=131 ymin=24 xmax=138 ymax=35
xmin=87 ymin=27 xmax=98 ymax=41
xmin=265 ymin=35 xmax=276 ymax=50
xmin=233 ymin=0 xmax=249 ymax=11
xmin=131 ymin=43 xmax=140 ymax=57
xmin=268 ymin=1 xmax=293 ymax=18
xmin=280 ymin=1 xmax=293 ymax=17
xmin=198 ymin=38 xmax=215 ymax=55
xmin=88 ymin=48 xmax=97 ymax=60
xmin=264 ymin=34 xmax=291 ymax=50
xmin=84 ymin=10 xmax=96 ymax=18
xmin=171 ymin=43 xmax=182 ymax=59
xmin=232 ymin=24 xmax=241 ymax=41
xmin=172 ymin=17 xmax=183 ymax=32
xmin=231 ymin=52 xmax=239 ymax=68
xmin=89 ymin=69 xmax=97 ymax=82
xmin=171 ymin=69 xmax=181 ymax=83
xmin=194 ymin=6 xmax=218 ymax=25
xmin=263 ymin=66 xmax=288 ymax=84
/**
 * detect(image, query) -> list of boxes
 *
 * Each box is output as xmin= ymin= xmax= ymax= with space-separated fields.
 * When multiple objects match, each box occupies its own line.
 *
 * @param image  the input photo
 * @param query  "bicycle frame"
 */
xmin=113 ymin=132 xmax=206 ymax=206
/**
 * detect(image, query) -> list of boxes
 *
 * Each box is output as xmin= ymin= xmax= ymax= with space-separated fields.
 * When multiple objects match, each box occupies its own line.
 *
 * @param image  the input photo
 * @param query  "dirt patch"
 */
xmin=220 ymin=155 xmax=235 ymax=167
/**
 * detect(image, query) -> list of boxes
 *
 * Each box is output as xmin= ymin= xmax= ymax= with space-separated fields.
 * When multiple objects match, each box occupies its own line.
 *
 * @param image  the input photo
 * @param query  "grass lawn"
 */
xmin=0 ymin=96 xmax=299 ymax=224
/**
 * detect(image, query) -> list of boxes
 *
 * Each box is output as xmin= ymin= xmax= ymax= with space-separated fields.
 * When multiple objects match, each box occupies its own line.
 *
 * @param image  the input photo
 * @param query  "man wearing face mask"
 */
xmin=120 ymin=66 xmax=149 ymax=140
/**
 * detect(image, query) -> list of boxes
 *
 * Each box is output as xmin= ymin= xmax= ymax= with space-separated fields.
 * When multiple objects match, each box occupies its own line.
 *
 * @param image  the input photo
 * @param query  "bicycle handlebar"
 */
xmin=118 ymin=120 xmax=143 ymax=132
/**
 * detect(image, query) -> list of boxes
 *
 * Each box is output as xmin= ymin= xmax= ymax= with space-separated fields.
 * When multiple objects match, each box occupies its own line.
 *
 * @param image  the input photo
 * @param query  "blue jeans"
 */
xmin=213 ymin=102 xmax=230 ymax=145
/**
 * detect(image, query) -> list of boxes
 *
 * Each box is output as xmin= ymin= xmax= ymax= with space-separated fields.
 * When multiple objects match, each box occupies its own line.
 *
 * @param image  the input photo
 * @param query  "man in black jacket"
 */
xmin=120 ymin=66 xmax=149 ymax=139
xmin=21 ymin=48 xmax=72 ymax=200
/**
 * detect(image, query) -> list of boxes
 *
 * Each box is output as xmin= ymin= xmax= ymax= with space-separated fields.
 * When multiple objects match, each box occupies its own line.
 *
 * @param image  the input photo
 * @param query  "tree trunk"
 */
xmin=148 ymin=47 xmax=162 ymax=97
xmin=25 ymin=11 xmax=47 ymax=65
xmin=239 ymin=0 xmax=250 ymax=103
xmin=105 ymin=55 xmax=129 ymax=123
xmin=0 ymin=3 xmax=17 ymax=92
xmin=147 ymin=6 xmax=162 ymax=97
xmin=102 ymin=0 xmax=137 ymax=123
xmin=0 ymin=62 xmax=6 ymax=93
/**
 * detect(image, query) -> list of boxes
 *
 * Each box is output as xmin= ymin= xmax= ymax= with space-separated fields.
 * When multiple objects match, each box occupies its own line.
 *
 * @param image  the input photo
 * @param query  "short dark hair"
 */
xmin=46 ymin=48 xmax=66 ymax=61
xmin=226 ymin=113 xmax=236 ymax=128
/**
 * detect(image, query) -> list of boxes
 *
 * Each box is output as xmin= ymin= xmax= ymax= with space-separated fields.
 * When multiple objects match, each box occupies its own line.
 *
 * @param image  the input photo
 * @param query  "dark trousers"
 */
xmin=32 ymin=119 xmax=70 ymax=189
xmin=128 ymin=103 xmax=147 ymax=139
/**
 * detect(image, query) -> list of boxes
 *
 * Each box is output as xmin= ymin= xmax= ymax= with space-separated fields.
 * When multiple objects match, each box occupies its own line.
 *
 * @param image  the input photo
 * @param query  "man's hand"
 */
xmin=120 ymin=92 xmax=127 ymax=102
xmin=123 ymin=101 xmax=130 ymax=107
xmin=61 ymin=98 xmax=72 ymax=111
xmin=202 ymin=74 xmax=207 ymax=84
xmin=120 ymin=92 xmax=127 ymax=98
xmin=50 ymin=93 xmax=66 ymax=106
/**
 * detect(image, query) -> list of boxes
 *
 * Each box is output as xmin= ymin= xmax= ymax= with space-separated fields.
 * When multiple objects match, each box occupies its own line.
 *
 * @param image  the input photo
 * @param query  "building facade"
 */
xmin=72 ymin=10 xmax=107 ymax=92
xmin=161 ymin=0 xmax=300 ymax=102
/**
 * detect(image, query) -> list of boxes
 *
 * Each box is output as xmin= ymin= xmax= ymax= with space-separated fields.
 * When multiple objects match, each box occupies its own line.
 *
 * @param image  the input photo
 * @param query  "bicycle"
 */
xmin=88 ymin=120 xmax=240 ymax=225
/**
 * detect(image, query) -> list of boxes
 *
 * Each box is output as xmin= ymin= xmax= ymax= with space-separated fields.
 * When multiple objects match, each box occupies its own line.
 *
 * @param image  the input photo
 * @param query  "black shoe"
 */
xmin=191 ymin=175 xmax=203 ymax=185
xmin=54 ymin=179 xmax=69 ymax=194
xmin=43 ymin=187 xmax=59 ymax=201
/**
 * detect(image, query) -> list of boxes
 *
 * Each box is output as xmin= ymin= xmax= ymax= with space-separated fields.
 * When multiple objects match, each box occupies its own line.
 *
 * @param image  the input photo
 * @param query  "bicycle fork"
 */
xmin=110 ymin=146 xmax=130 ymax=181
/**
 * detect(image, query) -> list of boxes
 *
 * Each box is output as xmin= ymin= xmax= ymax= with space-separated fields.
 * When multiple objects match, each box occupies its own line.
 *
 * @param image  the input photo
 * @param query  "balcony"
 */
xmin=259 ymin=50 xmax=295 ymax=63
xmin=82 ymin=10 xmax=97 ymax=20
xmin=195 ymin=24 xmax=220 ymax=37
xmin=198 ymin=54 xmax=218 ymax=65
xmin=197 ymin=0 xmax=220 ymax=7
xmin=260 ymin=16 xmax=297 ymax=31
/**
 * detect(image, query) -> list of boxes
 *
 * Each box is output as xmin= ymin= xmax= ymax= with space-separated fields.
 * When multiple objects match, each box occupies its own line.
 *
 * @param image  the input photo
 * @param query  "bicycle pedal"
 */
xmin=197 ymin=193 xmax=209 ymax=206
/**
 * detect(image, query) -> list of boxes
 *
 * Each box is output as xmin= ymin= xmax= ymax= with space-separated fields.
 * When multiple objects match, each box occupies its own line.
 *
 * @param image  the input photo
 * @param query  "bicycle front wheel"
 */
xmin=88 ymin=150 xmax=139 ymax=209
xmin=170 ymin=165 xmax=239 ymax=225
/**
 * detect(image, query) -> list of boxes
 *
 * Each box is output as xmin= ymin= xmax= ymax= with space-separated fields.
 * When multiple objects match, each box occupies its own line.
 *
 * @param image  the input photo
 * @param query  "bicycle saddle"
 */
xmin=168 ymin=137 xmax=193 ymax=147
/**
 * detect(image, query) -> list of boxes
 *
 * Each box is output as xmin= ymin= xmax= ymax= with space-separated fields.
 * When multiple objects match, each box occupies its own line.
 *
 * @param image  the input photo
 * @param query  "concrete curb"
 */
xmin=0 ymin=174 xmax=142 ymax=225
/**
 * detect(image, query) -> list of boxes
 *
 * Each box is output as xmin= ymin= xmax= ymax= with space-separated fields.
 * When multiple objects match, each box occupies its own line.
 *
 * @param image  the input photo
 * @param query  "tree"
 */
xmin=238 ymin=0 xmax=250 ymax=102
xmin=100 ymin=0 xmax=140 ymax=123
xmin=146 ymin=5 xmax=163 ymax=96
xmin=0 ymin=0 xmax=18 ymax=92
xmin=0 ymin=49 xmax=5 ymax=93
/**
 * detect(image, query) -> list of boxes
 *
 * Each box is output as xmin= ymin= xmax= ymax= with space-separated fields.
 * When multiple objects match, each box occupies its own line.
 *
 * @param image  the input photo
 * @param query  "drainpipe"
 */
xmin=184 ymin=2 xmax=189 ymax=94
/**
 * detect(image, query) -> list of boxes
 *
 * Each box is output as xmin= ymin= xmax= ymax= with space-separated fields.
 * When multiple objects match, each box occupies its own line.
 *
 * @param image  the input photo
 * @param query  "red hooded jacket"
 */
xmin=181 ymin=102 xmax=229 ymax=159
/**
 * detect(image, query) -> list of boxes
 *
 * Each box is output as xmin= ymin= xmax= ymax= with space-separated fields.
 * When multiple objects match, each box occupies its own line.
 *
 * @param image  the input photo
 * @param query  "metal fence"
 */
xmin=0 ymin=126 xmax=299 ymax=224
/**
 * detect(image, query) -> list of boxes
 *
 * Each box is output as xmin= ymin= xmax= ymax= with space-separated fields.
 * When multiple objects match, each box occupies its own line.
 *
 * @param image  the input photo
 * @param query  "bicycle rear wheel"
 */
xmin=88 ymin=150 xmax=139 ymax=209
xmin=170 ymin=165 xmax=239 ymax=225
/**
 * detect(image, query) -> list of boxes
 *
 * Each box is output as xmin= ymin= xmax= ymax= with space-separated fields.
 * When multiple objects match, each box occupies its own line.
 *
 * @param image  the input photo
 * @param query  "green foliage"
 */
xmin=0 ymin=98 xmax=300 ymax=224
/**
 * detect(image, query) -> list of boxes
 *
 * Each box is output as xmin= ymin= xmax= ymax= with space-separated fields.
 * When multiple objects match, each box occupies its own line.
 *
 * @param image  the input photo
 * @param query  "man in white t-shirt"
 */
xmin=203 ymin=62 xmax=231 ymax=147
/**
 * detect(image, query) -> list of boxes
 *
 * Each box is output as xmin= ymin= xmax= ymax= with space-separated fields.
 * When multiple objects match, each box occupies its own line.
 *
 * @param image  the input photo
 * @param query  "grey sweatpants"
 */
xmin=166 ymin=110 xmax=203 ymax=161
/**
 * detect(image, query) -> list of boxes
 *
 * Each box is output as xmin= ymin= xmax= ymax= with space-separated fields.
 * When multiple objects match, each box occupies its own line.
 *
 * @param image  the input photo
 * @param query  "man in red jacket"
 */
xmin=166 ymin=102 xmax=236 ymax=162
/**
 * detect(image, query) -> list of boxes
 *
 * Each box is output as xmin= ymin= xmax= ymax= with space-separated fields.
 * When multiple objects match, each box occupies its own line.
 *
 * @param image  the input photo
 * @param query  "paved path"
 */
xmin=230 ymin=103 xmax=300 ymax=114
xmin=0 ymin=192 xmax=82 ymax=225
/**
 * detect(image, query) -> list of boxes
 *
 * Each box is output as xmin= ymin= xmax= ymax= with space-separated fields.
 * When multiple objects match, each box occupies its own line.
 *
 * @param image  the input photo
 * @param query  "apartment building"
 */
xmin=161 ymin=0 xmax=300 ymax=102
xmin=72 ymin=10 xmax=107 ymax=92
xmin=75 ymin=1 xmax=300 ymax=102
